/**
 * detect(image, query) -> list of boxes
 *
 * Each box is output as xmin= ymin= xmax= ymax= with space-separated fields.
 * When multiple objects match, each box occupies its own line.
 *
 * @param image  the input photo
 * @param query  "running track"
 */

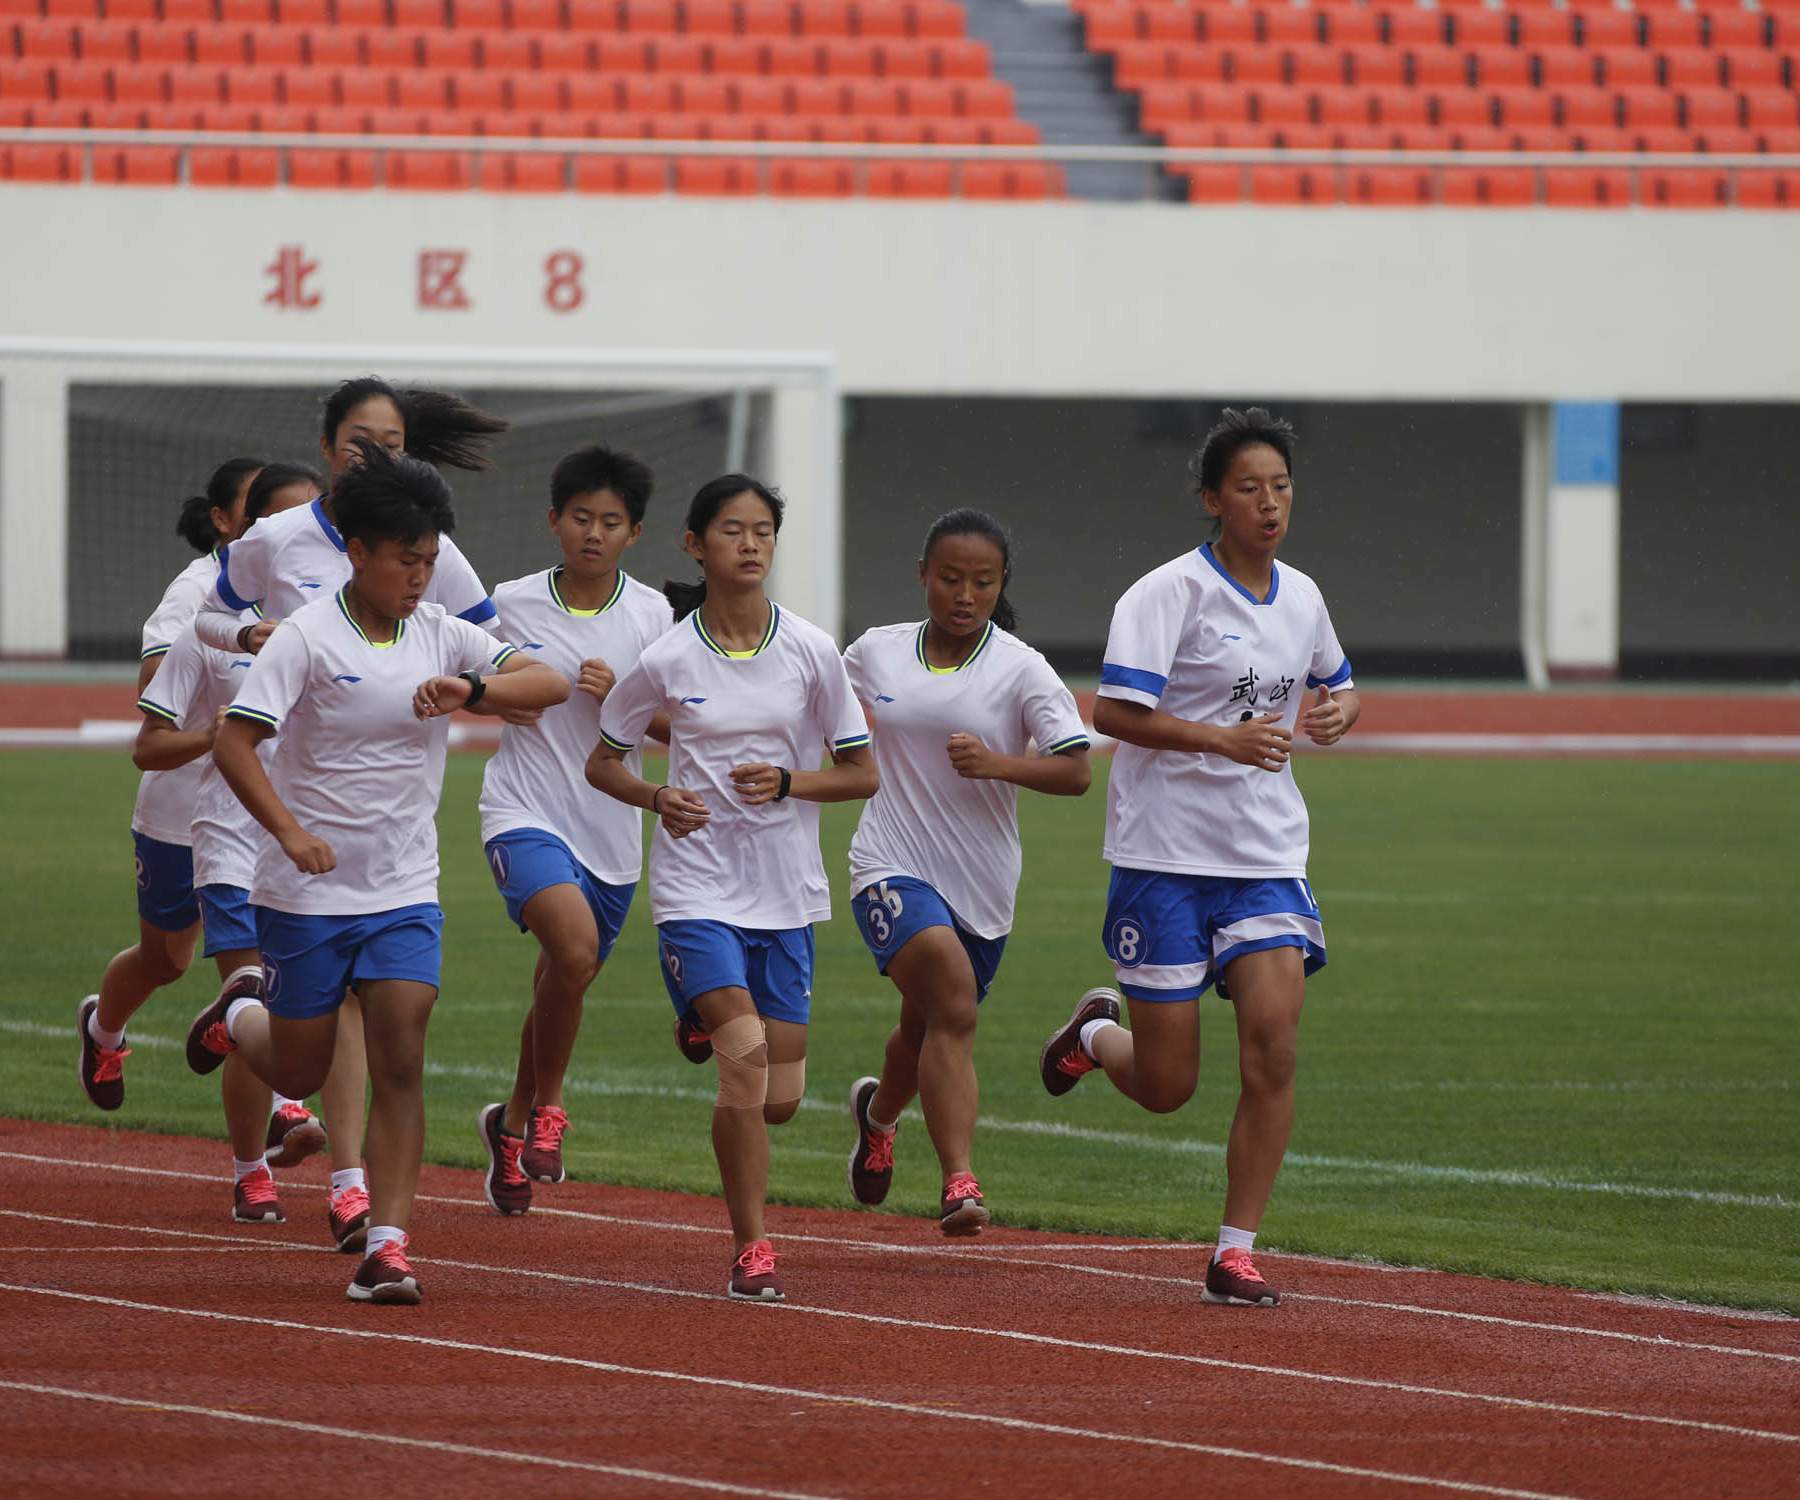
xmin=2 ymin=1119 xmax=1795 ymax=1499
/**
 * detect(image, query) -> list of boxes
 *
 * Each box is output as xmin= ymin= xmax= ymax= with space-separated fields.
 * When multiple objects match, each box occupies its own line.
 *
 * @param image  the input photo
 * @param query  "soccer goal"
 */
xmin=0 ymin=338 xmax=841 ymax=660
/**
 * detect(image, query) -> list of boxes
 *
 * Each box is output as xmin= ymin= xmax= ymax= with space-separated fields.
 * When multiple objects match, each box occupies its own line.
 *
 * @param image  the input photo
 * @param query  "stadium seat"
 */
xmin=1597 ymin=49 xmax=1657 ymax=89
xmin=1440 ymin=165 xmax=1535 ymax=205
xmin=672 ymin=153 xmax=757 ymax=196
xmin=1538 ymin=47 xmax=1595 ymax=88
xmin=1382 ymin=7 xmax=1445 ymax=49
xmin=386 ymin=149 xmax=475 ymax=189
xmin=1345 ymin=46 xmax=1403 ymax=87
xmin=1684 ymin=88 xmax=1740 ymax=131
xmin=1182 ymin=163 xmax=1242 ymax=202
xmin=1745 ymin=89 xmax=1800 ymax=129
xmin=481 ymin=149 xmax=567 ymax=189
xmin=1736 ymin=168 xmax=1800 ymax=207
xmin=1410 ymin=48 xmax=1466 ymax=90
xmin=1349 ymin=165 xmax=1432 ymax=204
xmin=1619 ymin=86 xmax=1678 ymax=129
xmin=190 ymin=144 xmax=280 ymax=184
xmin=1249 ymin=162 xmax=1334 ymax=202
xmin=247 ymin=26 xmax=305 ymax=65
xmin=1 ymin=142 xmax=80 ymax=181
xmin=1645 ymin=166 xmax=1727 ymax=206
xmin=1475 ymin=51 xmax=1531 ymax=89
xmin=771 ymin=155 xmax=853 ymax=193
xmin=287 ymin=147 xmax=379 ymax=188
xmin=1542 ymin=165 xmax=1631 ymax=205
xmin=1707 ymin=10 xmax=1768 ymax=51
xmin=90 ymin=143 xmax=180 ymax=183
xmin=1719 ymin=49 xmax=1783 ymax=89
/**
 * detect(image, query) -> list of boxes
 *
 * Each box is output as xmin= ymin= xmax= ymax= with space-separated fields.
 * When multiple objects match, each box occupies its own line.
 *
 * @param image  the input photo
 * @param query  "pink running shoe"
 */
xmin=520 ymin=1104 xmax=569 ymax=1184
xmin=846 ymin=1076 xmax=895 ymax=1207
xmin=184 ymin=970 xmax=262 ymax=1077
xmin=264 ymin=1101 xmax=327 ymax=1170
xmin=728 ymin=1240 xmax=785 ymax=1302
xmin=76 ymin=997 xmax=129 ymax=1111
xmin=347 ymin=1235 xmax=421 ymax=1305
xmin=478 ymin=1103 xmax=532 ymax=1215
xmin=232 ymin=1165 xmax=285 ymax=1224
xmin=328 ymin=1185 xmax=371 ymax=1254
xmin=939 ymin=1172 xmax=990 ymax=1237
xmin=1039 ymin=987 xmax=1121 ymax=1097
xmin=1203 ymin=1247 xmax=1281 ymax=1307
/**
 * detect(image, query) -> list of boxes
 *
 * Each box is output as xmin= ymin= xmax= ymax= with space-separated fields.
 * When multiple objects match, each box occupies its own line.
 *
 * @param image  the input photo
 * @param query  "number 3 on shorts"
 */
xmin=864 ymin=881 xmax=904 ymax=948
xmin=1107 ymin=914 xmax=1146 ymax=968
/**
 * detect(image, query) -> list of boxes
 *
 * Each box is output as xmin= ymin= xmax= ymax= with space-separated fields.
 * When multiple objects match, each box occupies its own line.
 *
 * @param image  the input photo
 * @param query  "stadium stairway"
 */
xmin=961 ymin=0 xmax=1173 ymax=197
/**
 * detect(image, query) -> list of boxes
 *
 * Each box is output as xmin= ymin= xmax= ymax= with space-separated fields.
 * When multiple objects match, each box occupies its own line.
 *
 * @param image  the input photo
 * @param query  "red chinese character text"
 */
xmin=544 ymin=251 xmax=585 ymax=314
xmin=418 ymin=250 xmax=471 ymax=311
xmin=263 ymin=245 xmax=321 ymax=311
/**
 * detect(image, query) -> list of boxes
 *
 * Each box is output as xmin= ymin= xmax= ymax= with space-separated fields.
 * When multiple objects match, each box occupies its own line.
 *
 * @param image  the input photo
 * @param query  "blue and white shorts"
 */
xmin=852 ymin=877 xmax=1007 ymax=1002
xmin=197 ymin=882 xmax=258 ymax=958
xmin=132 ymin=832 xmax=198 ymax=933
xmin=256 ymin=903 xmax=445 ymax=1020
xmin=657 ymin=920 xmax=814 ymax=1026
xmin=1102 ymin=867 xmax=1326 ymax=1003
xmin=485 ymin=828 xmax=636 ymax=961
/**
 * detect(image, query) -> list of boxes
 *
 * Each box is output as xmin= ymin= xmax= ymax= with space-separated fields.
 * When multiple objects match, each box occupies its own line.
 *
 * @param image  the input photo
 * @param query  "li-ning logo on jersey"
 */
xmin=1222 ymin=634 xmax=1243 ymax=642
xmin=679 ymin=696 xmax=707 ymax=706
xmin=332 ymin=674 xmax=362 ymax=685
xmin=875 ymin=694 xmax=896 ymax=704
xmin=298 ymin=581 xmax=323 ymax=590
xmin=230 ymin=660 xmax=252 ymax=669
xmin=520 ymin=642 xmax=545 ymax=651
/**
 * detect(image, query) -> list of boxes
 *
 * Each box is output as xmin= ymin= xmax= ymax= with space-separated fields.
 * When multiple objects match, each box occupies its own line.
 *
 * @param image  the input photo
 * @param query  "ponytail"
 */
xmin=663 ymin=579 xmax=708 ymax=620
xmin=174 ymin=455 xmax=265 ymax=555
xmin=921 ymin=507 xmax=1018 ymax=633
xmin=663 ymin=473 xmax=785 ymax=621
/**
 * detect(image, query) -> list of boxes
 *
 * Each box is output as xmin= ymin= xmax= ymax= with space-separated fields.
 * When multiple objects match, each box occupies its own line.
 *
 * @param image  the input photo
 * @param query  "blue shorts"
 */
xmin=1102 ymin=867 xmax=1326 ymax=1003
xmin=658 ymin=920 xmax=814 ymax=1026
xmin=851 ymin=877 xmax=1007 ymax=1002
xmin=133 ymin=832 xmax=198 ymax=933
xmin=256 ymin=904 xmax=445 ymax=1020
xmin=485 ymin=829 xmax=636 ymax=961
xmin=197 ymin=883 xmax=258 ymax=958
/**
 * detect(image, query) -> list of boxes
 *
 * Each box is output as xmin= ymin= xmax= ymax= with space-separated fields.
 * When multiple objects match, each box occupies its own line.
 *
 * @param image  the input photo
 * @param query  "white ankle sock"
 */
xmin=330 ymin=1167 xmax=366 ymax=1196
xmin=1214 ymin=1224 xmax=1256 ymax=1263
xmin=1078 ymin=1017 xmax=1119 ymax=1060
xmin=223 ymin=995 xmax=261 ymax=1039
xmin=270 ymin=1093 xmax=297 ymax=1116
xmin=232 ymin=1156 xmax=268 ymax=1181
xmin=865 ymin=1099 xmax=899 ymax=1133
xmin=365 ymin=1224 xmax=405 ymax=1256
xmin=87 ymin=1011 xmax=125 ymax=1050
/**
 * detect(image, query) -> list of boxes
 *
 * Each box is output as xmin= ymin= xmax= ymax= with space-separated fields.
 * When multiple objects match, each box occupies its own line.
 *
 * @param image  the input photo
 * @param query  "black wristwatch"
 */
xmin=775 ymin=767 xmax=792 ymax=801
xmin=459 ymin=669 xmax=487 ymax=706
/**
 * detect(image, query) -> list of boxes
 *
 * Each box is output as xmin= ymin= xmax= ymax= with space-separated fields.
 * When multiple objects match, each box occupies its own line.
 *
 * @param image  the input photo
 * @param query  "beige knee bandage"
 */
xmin=765 ymin=1057 xmax=806 ymax=1107
xmin=711 ymin=1013 xmax=768 ymax=1110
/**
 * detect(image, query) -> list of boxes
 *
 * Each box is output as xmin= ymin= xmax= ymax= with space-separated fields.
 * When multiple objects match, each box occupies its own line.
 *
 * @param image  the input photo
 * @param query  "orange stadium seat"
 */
xmin=1543 ymin=164 xmax=1631 ymax=205
xmin=90 ymin=143 xmax=180 ymax=181
xmin=1349 ymin=164 xmax=1432 ymax=204
xmin=1 ymin=142 xmax=81 ymax=179
xmin=1645 ymin=165 xmax=1727 ymax=206
xmin=1737 ymin=168 xmax=1800 ymax=207
xmin=865 ymin=157 xmax=951 ymax=195
xmin=1440 ymin=165 xmax=1535 ymax=205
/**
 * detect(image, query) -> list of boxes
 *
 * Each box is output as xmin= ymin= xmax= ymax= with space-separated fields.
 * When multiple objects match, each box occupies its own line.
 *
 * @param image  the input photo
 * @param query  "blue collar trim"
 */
xmin=312 ymin=498 xmax=348 ymax=554
xmin=1200 ymin=542 xmax=1278 ymax=606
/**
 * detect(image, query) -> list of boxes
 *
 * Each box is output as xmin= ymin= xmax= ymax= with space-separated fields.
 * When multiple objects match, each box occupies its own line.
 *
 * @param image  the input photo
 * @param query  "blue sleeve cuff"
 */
xmin=214 ymin=548 xmax=257 ymax=614
xmin=599 ymin=729 xmax=636 ymax=753
xmin=1306 ymin=659 xmax=1354 ymax=690
xmin=1044 ymin=734 xmax=1091 ymax=754
xmin=1098 ymin=663 xmax=1168 ymax=700
xmin=458 ymin=597 xmax=499 ymax=626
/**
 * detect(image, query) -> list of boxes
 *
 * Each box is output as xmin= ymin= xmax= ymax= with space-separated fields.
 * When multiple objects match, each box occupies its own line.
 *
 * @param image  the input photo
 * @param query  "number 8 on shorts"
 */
xmin=1106 ymin=914 xmax=1147 ymax=969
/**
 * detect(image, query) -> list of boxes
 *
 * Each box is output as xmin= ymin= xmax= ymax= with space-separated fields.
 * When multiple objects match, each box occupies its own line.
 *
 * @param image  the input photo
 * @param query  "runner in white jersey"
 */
xmin=132 ymin=466 xmax=330 ymax=1223
xmin=841 ymin=510 xmax=1090 ymax=1235
xmin=590 ymin=475 xmax=877 ymax=1303
xmin=1037 ymin=409 xmax=1361 ymax=1309
xmin=183 ymin=445 xmax=569 ymax=1306
xmin=471 ymin=445 xmax=674 ymax=1217
xmin=191 ymin=377 xmax=508 ymax=1255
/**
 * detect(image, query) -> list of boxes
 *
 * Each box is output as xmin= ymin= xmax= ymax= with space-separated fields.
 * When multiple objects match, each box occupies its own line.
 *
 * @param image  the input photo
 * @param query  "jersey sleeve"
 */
xmin=1018 ymin=651 xmax=1091 ymax=756
xmin=210 ymin=525 xmax=270 ymax=615
xmin=432 ymin=535 xmax=499 ymax=632
xmin=140 ymin=571 xmax=199 ymax=662
xmin=137 ymin=629 xmax=207 ymax=728
xmin=444 ymin=616 xmax=519 ymax=677
xmin=842 ymin=633 xmax=870 ymax=701
xmin=598 ymin=656 xmax=663 ymax=752
xmin=1305 ymin=596 xmax=1354 ymax=692
xmin=226 ymin=616 xmax=311 ymax=734
xmin=1097 ymin=572 xmax=1183 ymax=709
xmin=814 ymin=636 xmax=871 ymax=754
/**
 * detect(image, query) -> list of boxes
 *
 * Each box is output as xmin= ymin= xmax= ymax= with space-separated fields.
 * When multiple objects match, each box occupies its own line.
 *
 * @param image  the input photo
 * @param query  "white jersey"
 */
xmin=478 ymin=568 xmax=674 ymax=885
xmin=131 ymin=554 xmax=221 ymax=846
xmin=845 ymin=621 xmax=1088 ymax=939
xmin=227 ymin=591 xmax=516 ymax=916
xmin=195 ymin=497 xmax=496 ymax=650
xmin=1098 ymin=544 xmax=1353 ymax=879
xmin=138 ymin=618 xmax=265 ymax=890
xmin=598 ymin=603 xmax=870 ymax=930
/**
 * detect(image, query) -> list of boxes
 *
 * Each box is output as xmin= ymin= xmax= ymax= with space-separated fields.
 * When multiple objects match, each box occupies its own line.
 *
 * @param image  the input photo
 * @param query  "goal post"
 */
xmin=0 ymin=338 xmax=842 ymax=659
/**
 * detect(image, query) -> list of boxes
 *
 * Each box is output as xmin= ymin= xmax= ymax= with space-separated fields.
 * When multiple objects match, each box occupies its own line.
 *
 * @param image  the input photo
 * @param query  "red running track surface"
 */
xmin=1 ymin=1117 xmax=1796 ymax=1498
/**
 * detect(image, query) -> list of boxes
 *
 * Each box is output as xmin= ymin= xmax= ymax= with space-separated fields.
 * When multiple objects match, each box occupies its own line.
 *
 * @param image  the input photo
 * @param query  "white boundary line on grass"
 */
xmin=5 ymin=1019 xmax=1790 ymax=1212
xmin=0 ymin=1379 xmax=841 ymax=1500
xmin=5 ymin=1206 xmax=1797 ymax=1448
xmin=3 ymin=1148 xmax=1797 ymax=1350
xmin=0 ymin=1279 xmax=1587 ymax=1500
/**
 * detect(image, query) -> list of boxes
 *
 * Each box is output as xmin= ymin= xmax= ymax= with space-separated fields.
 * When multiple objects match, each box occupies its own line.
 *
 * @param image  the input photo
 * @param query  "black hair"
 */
xmin=331 ymin=440 xmax=457 ymax=549
xmin=550 ymin=444 xmax=655 ymax=523
xmin=1189 ymin=407 xmax=1297 ymax=540
xmin=920 ymin=508 xmax=1018 ymax=633
xmin=242 ymin=461 xmax=324 ymax=525
xmin=174 ymin=456 xmax=264 ymax=554
xmin=321 ymin=376 xmax=510 ymax=472
xmin=663 ymin=473 xmax=785 ymax=620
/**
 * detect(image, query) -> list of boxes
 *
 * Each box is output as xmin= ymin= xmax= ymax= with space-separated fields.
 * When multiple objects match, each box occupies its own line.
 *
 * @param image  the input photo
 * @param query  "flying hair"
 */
xmin=321 ymin=376 xmax=510 ymax=472
xmin=331 ymin=439 xmax=457 ymax=548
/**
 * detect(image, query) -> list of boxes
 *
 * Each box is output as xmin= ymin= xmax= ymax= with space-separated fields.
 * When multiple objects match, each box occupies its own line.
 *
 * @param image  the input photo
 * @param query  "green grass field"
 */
xmin=4 ymin=749 xmax=1796 ymax=1313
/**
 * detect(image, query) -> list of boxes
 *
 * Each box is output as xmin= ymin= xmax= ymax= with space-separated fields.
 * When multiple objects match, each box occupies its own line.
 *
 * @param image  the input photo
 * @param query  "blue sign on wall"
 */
xmin=1554 ymin=402 xmax=1621 ymax=487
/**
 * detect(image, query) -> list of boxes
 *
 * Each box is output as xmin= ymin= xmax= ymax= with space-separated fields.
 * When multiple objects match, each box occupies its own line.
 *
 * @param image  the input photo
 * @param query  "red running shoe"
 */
xmin=184 ymin=969 xmax=263 ymax=1077
xmin=674 ymin=1012 xmax=713 ymax=1065
xmin=347 ymin=1234 xmax=421 ymax=1305
xmin=728 ymin=1239 xmax=784 ymax=1301
xmin=478 ymin=1103 xmax=532 ymax=1215
xmin=1203 ymin=1247 xmax=1281 ymax=1307
xmin=264 ymin=1101 xmax=327 ymax=1170
xmin=232 ymin=1165 xmax=285 ymax=1224
xmin=521 ymin=1104 xmax=569 ymax=1184
xmin=845 ymin=1076 xmax=896 ymax=1206
xmin=328 ymin=1185 xmax=371 ymax=1254
xmin=1039 ymin=987 xmax=1121 ymax=1097
xmin=939 ymin=1172 xmax=990 ymax=1237
xmin=76 ymin=996 xmax=129 ymax=1111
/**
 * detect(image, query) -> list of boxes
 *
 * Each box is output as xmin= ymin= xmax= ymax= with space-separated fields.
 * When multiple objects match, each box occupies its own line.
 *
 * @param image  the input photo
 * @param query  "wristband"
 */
xmin=651 ymin=785 xmax=668 ymax=814
xmin=236 ymin=624 xmax=256 ymax=652
xmin=775 ymin=767 xmax=792 ymax=802
xmin=459 ymin=669 xmax=487 ymax=706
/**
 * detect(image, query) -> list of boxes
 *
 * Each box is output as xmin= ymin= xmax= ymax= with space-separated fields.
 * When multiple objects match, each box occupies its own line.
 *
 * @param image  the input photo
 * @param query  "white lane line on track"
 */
xmin=0 ymin=1379 xmax=840 ymax=1500
xmin=5 ymin=1020 xmax=1790 ymax=1211
xmin=5 ymin=1207 xmax=1796 ymax=1448
xmin=0 ymin=1282 xmax=1584 ymax=1500
xmin=4 ymin=1151 xmax=1796 ymax=1353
